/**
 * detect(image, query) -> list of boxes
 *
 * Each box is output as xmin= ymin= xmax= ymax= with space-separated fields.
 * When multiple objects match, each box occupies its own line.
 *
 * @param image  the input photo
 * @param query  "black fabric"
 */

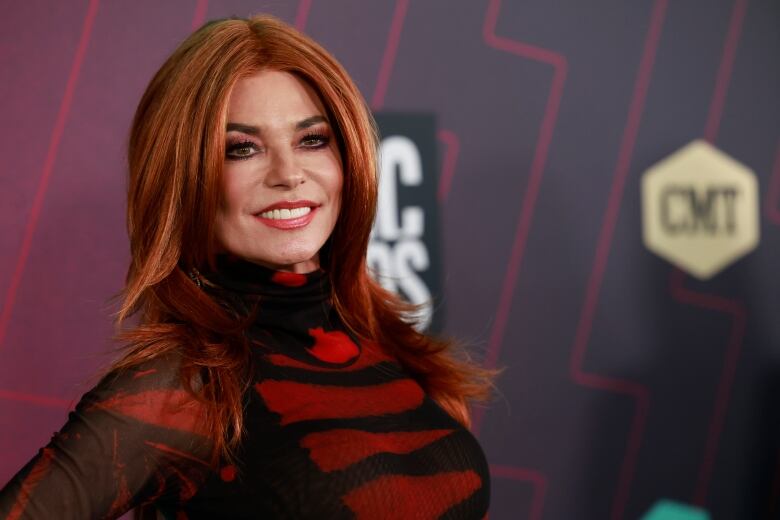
xmin=0 ymin=257 xmax=490 ymax=519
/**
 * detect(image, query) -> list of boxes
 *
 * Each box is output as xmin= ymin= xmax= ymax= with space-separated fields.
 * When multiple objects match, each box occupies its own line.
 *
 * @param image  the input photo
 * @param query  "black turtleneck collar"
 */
xmin=200 ymin=255 xmax=361 ymax=366
xmin=203 ymin=254 xmax=329 ymax=305
xmin=200 ymin=254 xmax=340 ymax=328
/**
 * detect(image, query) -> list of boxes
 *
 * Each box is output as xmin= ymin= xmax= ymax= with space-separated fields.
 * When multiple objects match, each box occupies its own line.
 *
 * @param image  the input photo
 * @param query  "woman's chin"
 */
xmin=243 ymin=251 xmax=321 ymax=274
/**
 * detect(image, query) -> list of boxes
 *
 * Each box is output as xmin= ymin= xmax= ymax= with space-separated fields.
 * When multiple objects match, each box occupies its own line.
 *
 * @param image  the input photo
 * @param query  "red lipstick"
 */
xmin=257 ymin=200 xmax=318 ymax=213
xmin=254 ymin=200 xmax=318 ymax=230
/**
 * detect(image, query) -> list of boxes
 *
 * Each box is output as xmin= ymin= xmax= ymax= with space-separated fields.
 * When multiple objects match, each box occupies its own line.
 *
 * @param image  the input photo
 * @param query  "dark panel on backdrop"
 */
xmin=371 ymin=113 xmax=443 ymax=333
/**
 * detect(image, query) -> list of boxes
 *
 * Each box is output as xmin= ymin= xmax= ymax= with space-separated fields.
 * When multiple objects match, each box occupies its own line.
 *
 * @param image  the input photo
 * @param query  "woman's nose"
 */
xmin=265 ymin=149 xmax=304 ymax=188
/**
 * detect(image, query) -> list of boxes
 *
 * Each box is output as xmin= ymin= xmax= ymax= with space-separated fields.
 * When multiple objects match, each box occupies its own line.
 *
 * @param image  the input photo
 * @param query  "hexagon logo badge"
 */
xmin=641 ymin=140 xmax=759 ymax=279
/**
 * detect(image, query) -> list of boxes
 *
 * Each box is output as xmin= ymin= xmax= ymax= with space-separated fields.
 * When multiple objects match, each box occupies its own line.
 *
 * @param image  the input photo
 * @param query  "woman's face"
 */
xmin=215 ymin=69 xmax=343 ymax=273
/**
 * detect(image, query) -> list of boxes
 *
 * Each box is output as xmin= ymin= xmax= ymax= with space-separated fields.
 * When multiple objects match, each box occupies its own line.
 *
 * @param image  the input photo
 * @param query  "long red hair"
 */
xmin=114 ymin=14 xmax=495 ymax=463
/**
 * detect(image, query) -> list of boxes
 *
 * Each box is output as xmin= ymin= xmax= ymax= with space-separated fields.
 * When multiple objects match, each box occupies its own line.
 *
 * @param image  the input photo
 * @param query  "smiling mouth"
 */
xmin=254 ymin=201 xmax=318 ymax=230
xmin=258 ymin=207 xmax=312 ymax=220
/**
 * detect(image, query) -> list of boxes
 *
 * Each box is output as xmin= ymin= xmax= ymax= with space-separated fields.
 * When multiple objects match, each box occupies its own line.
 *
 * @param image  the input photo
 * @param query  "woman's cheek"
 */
xmin=221 ymin=168 xmax=252 ymax=214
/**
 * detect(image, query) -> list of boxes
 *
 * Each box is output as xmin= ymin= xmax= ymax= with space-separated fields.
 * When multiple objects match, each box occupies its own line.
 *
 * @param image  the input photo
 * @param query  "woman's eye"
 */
xmin=300 ymin=133 xmax=329 ymax=148
xmin=226 ymin=141 xmax=260 ymax=160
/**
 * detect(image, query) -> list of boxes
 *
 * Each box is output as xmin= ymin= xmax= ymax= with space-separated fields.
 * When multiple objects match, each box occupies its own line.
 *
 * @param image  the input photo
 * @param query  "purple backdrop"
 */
xmin=1 ymin=1 xmax=779 ymax=518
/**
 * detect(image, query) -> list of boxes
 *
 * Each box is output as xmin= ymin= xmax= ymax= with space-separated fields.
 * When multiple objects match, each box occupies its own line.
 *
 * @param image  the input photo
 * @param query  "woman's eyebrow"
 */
xmin=226 ymin=122 xmax=260 ymax=135
xmin=225 ymin=116 xmax=328 ymax=136
xmin=295 ymin=115 xmax=328 ymax=130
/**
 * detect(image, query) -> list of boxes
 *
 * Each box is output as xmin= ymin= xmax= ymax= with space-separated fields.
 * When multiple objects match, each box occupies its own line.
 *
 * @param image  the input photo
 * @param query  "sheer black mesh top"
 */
xmin=0 ymin=257 xmax=490 ymax=519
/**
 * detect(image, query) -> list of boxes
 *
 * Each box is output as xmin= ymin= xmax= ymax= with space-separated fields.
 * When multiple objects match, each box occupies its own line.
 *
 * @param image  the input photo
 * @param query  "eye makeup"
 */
xmin=225 ymin=138 xmax=261 ymax=161
xmin=298 ymin=128 xmax=330 ymax=149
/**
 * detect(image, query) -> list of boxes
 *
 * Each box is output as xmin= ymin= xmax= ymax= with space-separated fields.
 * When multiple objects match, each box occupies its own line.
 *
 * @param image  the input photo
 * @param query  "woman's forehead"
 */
xmin=226 ymin=70 xmax=329 ymax=130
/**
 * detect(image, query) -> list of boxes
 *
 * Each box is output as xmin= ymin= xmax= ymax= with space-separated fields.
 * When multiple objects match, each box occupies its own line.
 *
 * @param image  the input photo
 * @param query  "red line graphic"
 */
xmin=472 ymin=0 xmax=570 ymax=517
xmin=667 ymin=0 xmax=750 ymax=506
xmin=437 ymin=129 xmax=461 ymax=203
xmin=295 ymin=0 xmax=313 ymax=31
xmin=0 ymin=0 xmax=100 ymax=355
xmin=477 ymin=0 xmax=568 ymax=389
xmin=0 ymin=389 xmax=71 ymax=409
xmin=703 ymin=0 xmax=749 ymax=143
xmin=371 ymin=0 xmax=410 ymax=109
xmin=489 ymin=464 xmax=547 ymax=520
xmin=669 ymin=270 xmax=747 ymax=505
xmin=569 ymin=1 xmax=668 ymax=519
xmin=763 ymin=139 xmax=780 ymax=225
xmin=191 ymin=0 xmax=208 ymax=30
xmin=474 ymin=0 xmax=569 ymax=432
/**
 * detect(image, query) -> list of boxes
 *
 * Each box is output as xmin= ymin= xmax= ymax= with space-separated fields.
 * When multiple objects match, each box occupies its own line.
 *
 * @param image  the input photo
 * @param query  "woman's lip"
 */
xmin=255 ymin=207 xmax=317 ymax=230
xmin=257 ymin=200 xmax=318 ymax=213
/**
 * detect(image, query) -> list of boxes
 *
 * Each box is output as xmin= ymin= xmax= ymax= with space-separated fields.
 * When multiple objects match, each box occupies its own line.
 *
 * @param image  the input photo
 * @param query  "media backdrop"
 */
xmin=1 ymin=1 xmax=779 ymax=519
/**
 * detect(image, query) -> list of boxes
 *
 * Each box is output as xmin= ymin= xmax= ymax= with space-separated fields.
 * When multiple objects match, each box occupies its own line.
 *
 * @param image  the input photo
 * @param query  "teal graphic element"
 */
xmin=640 ymin=499 xmax=711 ymax=520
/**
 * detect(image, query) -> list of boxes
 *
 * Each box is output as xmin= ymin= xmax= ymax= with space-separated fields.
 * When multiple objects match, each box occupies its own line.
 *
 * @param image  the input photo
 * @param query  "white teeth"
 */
xmin=259 ymin=207 xmax=312 ymax=220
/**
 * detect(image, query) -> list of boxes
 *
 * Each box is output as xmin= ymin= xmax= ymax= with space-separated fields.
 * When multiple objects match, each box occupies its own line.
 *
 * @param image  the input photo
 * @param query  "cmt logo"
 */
xmin=642 ymin=140 xmax=759 ymax=279
xmin=659 ymin=185 xmax=739 ymax=235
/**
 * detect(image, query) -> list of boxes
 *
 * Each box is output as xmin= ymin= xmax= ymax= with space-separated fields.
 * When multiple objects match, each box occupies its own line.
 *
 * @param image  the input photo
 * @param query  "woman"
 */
xmin=0 ymin=15 xmax=493 ymax=519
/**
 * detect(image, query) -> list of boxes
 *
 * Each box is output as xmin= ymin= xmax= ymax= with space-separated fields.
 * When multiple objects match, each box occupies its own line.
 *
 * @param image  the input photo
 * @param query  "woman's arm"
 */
xmin=0 ymin=354 xmax=212 ymax=519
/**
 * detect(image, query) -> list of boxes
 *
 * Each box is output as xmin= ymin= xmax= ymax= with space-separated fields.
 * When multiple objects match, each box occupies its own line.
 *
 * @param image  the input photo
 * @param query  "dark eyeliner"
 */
xmin=225 ymin=140 xmax=258 ymax=161
xmin=300 ymin=131 xmax=330 ymax=148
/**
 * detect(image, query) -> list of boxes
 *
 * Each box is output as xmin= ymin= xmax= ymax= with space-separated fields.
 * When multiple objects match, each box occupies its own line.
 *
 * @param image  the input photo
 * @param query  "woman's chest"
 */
xmin=179 ymin=351 xmax=490 ymax=519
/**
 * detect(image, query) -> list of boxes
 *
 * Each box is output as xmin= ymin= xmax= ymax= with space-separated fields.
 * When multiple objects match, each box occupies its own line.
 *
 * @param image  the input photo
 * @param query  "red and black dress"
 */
xmin=0 ymin=257 xmax=490 ymax=519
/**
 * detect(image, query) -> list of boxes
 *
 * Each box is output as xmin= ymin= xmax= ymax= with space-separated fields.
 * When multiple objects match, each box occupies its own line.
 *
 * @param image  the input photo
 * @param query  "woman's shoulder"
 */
xmin=79 ymin=348 xmax=209 ymax=437
xmin=0 ymin=350 xmax=213 ymax=519
xmin=91 ymin=349 xmax=189 ymax=394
